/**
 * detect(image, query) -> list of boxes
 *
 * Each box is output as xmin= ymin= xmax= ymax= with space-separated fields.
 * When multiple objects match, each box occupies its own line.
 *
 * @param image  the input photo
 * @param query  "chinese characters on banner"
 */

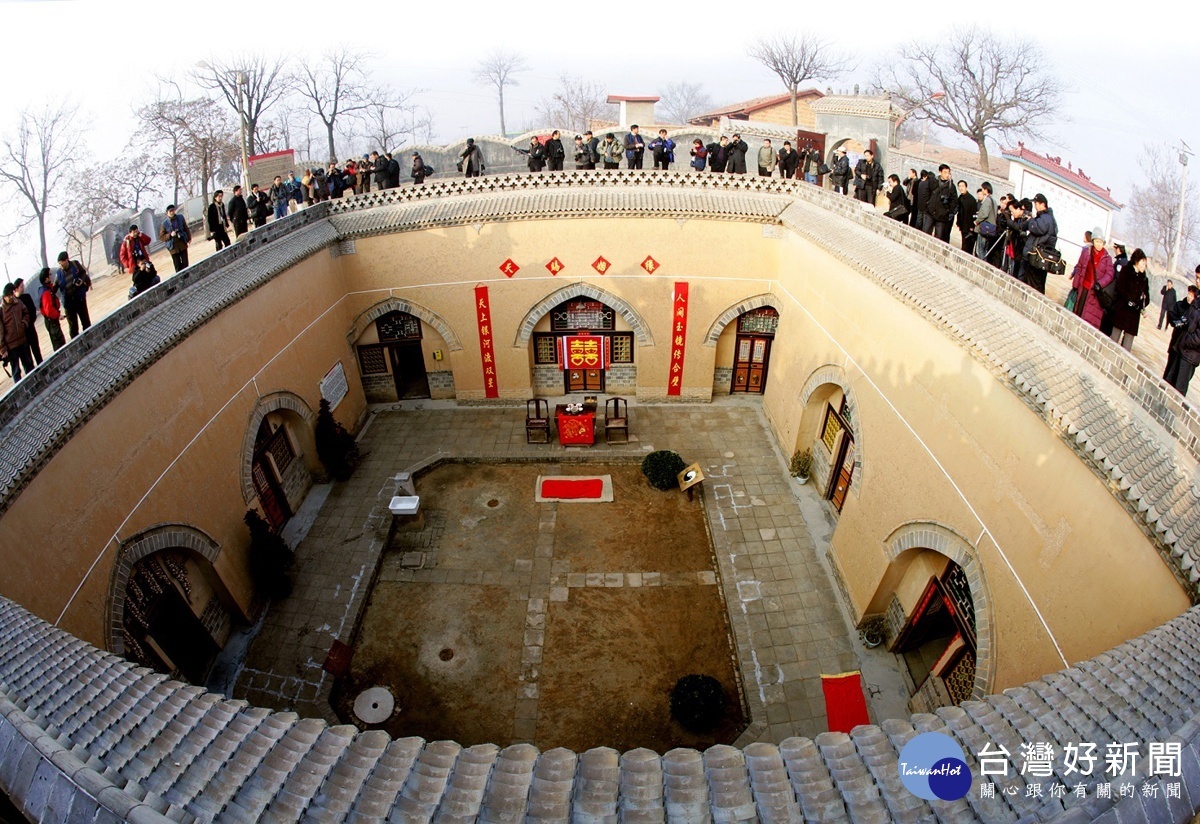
xmin=560 ymin=335 xmax=606 ymax=371
xmin=474 ymin=285 xmax=499 ymax=398
xmin=668 ymin=282 xmax=688 ymax=396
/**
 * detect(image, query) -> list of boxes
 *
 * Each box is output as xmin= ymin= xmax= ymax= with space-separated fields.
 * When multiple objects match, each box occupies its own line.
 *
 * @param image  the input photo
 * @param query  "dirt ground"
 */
xmin=333 ymin=461 xmax=745 ymax=751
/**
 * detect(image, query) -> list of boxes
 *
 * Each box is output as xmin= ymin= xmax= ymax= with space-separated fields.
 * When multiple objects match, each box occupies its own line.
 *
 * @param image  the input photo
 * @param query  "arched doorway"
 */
xmin=120 ymin=548 xmax=233 ymax=685
xmin=729 ymin=307 xmax=778 ymax=394
xmin=355 ymin=310 xmax=430 ymax=400
xmin=530 ymin=298 xmax=636 ymax=395
xmin=887 ymin=555 xmax=978 ymax=712
xmin=796 ymin=368 xmax=862 ymax=516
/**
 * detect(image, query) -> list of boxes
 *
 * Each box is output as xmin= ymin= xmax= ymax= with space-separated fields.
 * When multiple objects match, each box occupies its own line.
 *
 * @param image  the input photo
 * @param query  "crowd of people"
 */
xmin=1 ymin=252 xmax=94 ymax=382
xmin=6 ymin=134 xmax=1200 ymax=401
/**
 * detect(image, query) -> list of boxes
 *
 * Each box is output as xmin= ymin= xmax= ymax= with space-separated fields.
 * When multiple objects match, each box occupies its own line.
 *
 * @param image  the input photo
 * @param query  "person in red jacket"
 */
xmin=119 ymin=224 xmax=153 ymax=275
xmin=37 ymin=268 xmax=65 ymax=351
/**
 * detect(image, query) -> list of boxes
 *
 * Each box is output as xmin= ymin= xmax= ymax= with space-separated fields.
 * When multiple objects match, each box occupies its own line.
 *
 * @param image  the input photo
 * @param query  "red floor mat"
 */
xmin=821 ymin=671 xmax=871 ymax=733
xmin=540 ymin=478 xmax=604 ymax=499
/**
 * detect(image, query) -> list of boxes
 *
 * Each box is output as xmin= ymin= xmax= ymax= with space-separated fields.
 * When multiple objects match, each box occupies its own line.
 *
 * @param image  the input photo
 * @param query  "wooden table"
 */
xmin=555 ymin=405 xmax=595 ymax=446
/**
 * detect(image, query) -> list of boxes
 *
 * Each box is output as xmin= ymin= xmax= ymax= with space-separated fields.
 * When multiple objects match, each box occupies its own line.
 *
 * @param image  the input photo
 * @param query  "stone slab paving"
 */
xmin=231 ymin=396 xmax=888 ymax=745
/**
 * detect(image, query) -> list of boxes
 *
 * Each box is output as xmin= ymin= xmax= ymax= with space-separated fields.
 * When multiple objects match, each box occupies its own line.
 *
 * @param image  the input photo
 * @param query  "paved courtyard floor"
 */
xmin=227 ymin=395 xmax=913 ymax=746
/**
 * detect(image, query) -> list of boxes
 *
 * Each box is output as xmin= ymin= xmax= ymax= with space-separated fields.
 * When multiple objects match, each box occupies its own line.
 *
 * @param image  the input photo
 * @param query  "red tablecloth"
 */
xmin=555 ymin=406 xmax=595 ymax=446
xmin=540 ymin=478 xmax=604 ymax=499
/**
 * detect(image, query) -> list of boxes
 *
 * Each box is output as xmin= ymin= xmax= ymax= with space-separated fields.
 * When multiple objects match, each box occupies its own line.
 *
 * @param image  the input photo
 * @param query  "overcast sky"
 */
xmin=1 ymin=0 xmax=1197 ymax=273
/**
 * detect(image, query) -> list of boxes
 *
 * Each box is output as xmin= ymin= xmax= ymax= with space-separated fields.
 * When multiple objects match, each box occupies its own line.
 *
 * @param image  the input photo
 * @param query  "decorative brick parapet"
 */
xmin=3 ymin=593 xmax=1200 ymax=822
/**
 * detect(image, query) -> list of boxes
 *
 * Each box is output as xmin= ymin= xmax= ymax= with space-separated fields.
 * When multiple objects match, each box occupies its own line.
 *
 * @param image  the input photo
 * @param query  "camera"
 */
xmin=72 ymin=277 xmax=84 ymax=288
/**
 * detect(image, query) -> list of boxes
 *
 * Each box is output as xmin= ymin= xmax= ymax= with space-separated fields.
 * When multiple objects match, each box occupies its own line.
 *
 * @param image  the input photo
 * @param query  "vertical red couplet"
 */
xmin=668 ymin=282 xmax=688 ymax=396
xmin=475 ymin=285 xmax=499 ymax=399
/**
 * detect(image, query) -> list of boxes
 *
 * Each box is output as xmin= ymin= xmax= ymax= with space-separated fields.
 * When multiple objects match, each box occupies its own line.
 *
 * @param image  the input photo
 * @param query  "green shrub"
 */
xmin=641 ymin=450 xmax=686 ymax=491
xmin=670 ymin=674 xmax=726 ymax=732
xmin=315 ymin=399 xmax=360 ymax=481
xmin=789 ymin=448 xmax=814 ymax=478
xmin=244 ymin=510 xmax=294 ymax=600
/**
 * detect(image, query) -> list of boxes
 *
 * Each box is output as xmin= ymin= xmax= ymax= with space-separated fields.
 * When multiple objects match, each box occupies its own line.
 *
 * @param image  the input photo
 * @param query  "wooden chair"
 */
xmin=526 ymin=399 xmax=550 ymax=443
xmin=604 ymin=397 xmax=629 ymax=444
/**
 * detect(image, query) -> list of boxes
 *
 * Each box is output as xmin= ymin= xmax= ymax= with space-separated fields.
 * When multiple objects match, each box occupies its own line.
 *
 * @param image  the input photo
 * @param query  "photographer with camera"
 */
xmin=1014 ymin=193 xmax=1059 ymax=294
xmin=54 ymin=251 xmax=91 ymax=338
xmin=119 ymin=224 xmax=158 ymax=300
xmin=158 ymin=204 xmax=191 ymax=273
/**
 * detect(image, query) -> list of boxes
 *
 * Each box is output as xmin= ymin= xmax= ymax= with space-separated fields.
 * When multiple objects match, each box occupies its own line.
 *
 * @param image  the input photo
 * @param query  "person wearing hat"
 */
xmin=1068 ymin=225 xmax=1115 ymax=329
xmin=158 ymin=203 xmax=191 ymax=272
xmin=829 ymin=147 xmax=851 ymax=195
xmin=459 ymin=138 xmax=485 ymax=178
xmin=54 ymin=251 xmax=92 ymax=337
xmin=1 ymin=282 xmax=34 ymax=381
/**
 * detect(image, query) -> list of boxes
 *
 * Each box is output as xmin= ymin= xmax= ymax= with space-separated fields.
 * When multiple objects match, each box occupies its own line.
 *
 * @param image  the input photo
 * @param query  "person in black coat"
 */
xmin=884 ymin=174 xmax=909 ymax=222
xmin=11 ymin=277 xmax=42 ymax=366
xmin=928 ymin=165 xmax=957 ymax=242
xmin=372 ymin=151 xmax=390 ymax=190
xmin=1164 ymin=286 xmax=1197 ymax=386
xmin=903 ymin=169 xmax=919 ymax=227
xmin=544 ymin=131 xmax=566 ymax=172
xmin=725 ymin=134 xmax=748 ymax=174
xmin=228 ymin=185 xmax=249 ymax=237
xmin=1159 ymin=279 xmax=1178 ymax=329
xmin=776 ymin=141 xmax=799 ymax=179
xmin=249 ymin=184 xmax=269 ymax=227
xmin=829 ymin=148 xmax=851 ymax=194
xmin=852 ymin=149 xmax=883 ymax=204
xmin=955 ymin=181 xmax=978 ymax=252
xmin=914 ymin=171 xmax=933 ymax=233
xmin=705 ymin=137 xmax=728 ymax=174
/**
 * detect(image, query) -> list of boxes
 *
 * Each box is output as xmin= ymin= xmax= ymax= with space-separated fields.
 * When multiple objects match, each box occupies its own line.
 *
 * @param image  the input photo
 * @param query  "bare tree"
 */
xmin=361 ymin=88 xmax=424 ymax=153
xmin=193 ymin=53 xmax=292 ymax=155
xmin=658 ymin=82 xmax=713 ymax=125
xmin=138 ymin=96 xmax=239 ymax=205
xmin=295 ymin=47 xmax=379 ymax=162
xmin=0 ymin=102 xmax=80 ymax=269
xmin=748 ymin=33 xmax=853 ymax=126
xmin=474 ymin=49 xmax=528 ymax=137
xmin=61 ymin=165 xmax=114 ymax=269
xmin=874 ymin=26 xmax=1064 ymax=173
xmin=534 ymin=76 xmax=615 ymax=134
xmin=1127 ymin=144 xmax=1198 ymax=264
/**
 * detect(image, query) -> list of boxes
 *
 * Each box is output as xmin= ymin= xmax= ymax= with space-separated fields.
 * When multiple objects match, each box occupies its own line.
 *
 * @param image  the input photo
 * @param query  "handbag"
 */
xmin=1094 ymin=277 xmax=1117 ymax=310
xmin=1025 ymin=245 xmax=1065 ymax=274
xmin=817 ymin=163 xmax=831 ymax=175
xmin=978 ymin=221 xmax=997 ymax=237
xmin=1064 ymin=287 xmax=1078 ymax=312
xmin=886 ymin=203 xmax=908 ymax=220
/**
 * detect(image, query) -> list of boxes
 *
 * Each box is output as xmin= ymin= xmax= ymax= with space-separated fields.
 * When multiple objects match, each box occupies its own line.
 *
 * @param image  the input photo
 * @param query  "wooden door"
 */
xmin=566 ymin=369 xmax=604 ymax=393
xmin=252 ymin=460 xmax=290 ymax=531
xmin=732 ymin=335 xmax=771 ymax=393
xmin=829 ymin=435 xmax=855 ymax=511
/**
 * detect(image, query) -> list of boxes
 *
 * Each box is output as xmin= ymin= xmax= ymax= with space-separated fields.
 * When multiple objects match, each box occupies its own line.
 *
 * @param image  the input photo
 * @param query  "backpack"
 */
xmin=422 ymin=164 xmax=435 ymax=177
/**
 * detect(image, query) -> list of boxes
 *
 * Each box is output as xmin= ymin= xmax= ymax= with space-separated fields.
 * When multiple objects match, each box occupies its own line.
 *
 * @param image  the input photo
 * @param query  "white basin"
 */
xmin=389 ymin=495 xmax=420 ymax=516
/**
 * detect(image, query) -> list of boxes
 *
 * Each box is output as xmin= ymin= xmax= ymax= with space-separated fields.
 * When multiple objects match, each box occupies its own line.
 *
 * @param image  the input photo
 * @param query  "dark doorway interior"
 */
xmin=389 ymin=342 xmax=431 ymax=399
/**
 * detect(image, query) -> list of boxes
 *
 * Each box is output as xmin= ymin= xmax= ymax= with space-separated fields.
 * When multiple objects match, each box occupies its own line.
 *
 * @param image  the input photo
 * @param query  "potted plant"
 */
xmin=641 ymin=450 xmax=686 ymax=491
xmin=858 ymin=615 xmax=887 ymax=649
xmin=315 ymin=399 xmax=360 ymax=481
xmin=790 ymin=448 xmax=814 ymax=484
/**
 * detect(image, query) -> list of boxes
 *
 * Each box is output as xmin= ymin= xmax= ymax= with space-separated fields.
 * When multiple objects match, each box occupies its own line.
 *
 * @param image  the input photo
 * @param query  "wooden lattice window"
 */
xmin=266 ymin=427 xmax=295 ymax=473
xmin=944 ymin=649 xmax=976 ymax=704
xmin=357 ymin=344 xmax=388 ymax=375
xmin=551 ymin=300 xmax=615 ymax=331
xmin=533 ymin=334 xmax=559 ymax=365
xmin=737 ymin=307 xmax=779 ymax=335
xmin=377 ymin=311 xmax=422 ymax=341
xmin=821 ymin=405 xmax=844 ymax=452
xmin=610 ymin=333 xmax=634 ymax=364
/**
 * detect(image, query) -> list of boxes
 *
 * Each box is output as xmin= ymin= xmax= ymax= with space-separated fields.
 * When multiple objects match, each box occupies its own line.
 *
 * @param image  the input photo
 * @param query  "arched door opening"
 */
xmin=357 ymin=311 xmax=430 ymax=400
xmin=885 ymin=554 xmax=978 ymax=712
xmin=730 ymin=307 xmax=778 ymax=394
xmin=530 ymin=299 xmax=635 ymax=396
xmin=121 ymin=549 xmax=233 ymax=685
xmin=797 ymin=378 xmax=859 ymax=516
